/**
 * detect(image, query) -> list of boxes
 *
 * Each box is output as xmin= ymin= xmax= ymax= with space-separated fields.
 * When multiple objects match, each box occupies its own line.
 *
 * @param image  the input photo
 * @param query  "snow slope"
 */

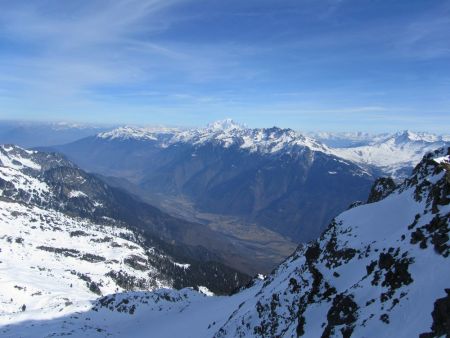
xmin=3 ymin=147 xmax=449 ymax=337
xmin=0 ymin=199 xmax=171 ymax=326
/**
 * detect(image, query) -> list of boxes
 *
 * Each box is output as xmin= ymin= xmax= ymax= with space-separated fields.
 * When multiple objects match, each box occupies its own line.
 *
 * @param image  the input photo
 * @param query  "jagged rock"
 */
xmin=367 ymin=177 xmax=396 ymax=203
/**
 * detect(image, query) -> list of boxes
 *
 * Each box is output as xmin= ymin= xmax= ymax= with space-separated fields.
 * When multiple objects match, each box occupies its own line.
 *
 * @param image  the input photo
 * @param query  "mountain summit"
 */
xmin=206 ymin=119 xmax=245 ymax=131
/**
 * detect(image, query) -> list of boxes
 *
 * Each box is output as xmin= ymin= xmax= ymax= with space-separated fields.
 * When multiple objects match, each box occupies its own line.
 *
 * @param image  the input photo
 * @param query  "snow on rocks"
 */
xmin=434 ymin=155 xmax=450 ymax=165
xmin=0 ymin=145 xmax=41 ymax=171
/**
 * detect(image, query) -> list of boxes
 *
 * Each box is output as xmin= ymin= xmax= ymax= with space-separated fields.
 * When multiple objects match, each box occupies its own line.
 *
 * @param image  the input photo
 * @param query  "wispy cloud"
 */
xmin=0 ymin=0 xmax=184 ymax=92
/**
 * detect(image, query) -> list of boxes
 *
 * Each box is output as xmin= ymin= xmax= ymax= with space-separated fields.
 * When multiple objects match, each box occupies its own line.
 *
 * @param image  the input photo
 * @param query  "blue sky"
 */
xmin=0 ymin=0 xmax=449 ymax=132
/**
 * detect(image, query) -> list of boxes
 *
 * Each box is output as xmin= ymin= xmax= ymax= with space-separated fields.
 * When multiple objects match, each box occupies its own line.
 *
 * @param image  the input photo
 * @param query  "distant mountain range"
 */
xmin=0 ymin=120 xmax=109 ymax=147
xmin=309 ymin=130 xmax=450 ymax=148
xmin=5 ymin=146 xmax=448 ymax=337
xmin=2 ymin=118 xmax=447 ymax=180
xmin=330 ymin=130 xmax=450 ymax=178
xmin=307 ymin=131 xmax=389 ymax=148
xmin=51 ymin=120 xmax=375 ymax=243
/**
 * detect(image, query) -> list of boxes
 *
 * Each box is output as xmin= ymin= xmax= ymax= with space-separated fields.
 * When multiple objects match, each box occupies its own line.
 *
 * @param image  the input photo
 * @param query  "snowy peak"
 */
xmin=220 ymin=150 xmax=449 ymax=335
xmin=97 ymin=121 xmax=331 ymax=156
xmin=97 ymin=126 xmax=180 ymax=141
xmin=390 ymin=130 xmax=449 ymax=144
xmin=370 ymin=130 xmax=450 ymax=148
xmin=212 ymin=146 xmax=450 ymax=336
xmin=206 ymin=118 xmax=244 ymax=131
xmin=241 ymin=127 xmax=330 ymax=154
xmin=98 ymin=126 xmax=157 ymax=141
xmin=393 ymin=130 xmax=421 ymax=143
xmin=1 ymin=144 xmax=74 ymax=171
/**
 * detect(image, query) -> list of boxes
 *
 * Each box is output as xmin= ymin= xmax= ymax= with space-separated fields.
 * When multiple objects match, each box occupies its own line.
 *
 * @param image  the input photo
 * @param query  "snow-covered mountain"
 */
xmin=98 ymin=125 xmax=180 ymax=142
xmin=54 ymin=120 xmax=374 ymax=243
xmin=4 ymin=146 xmax=448 ymax=337
xmin=0 ymin=144 xmax=251 ymax=300
xmin=97 ymin=119 xmax=330 ymax=155
xmin=331 ymin=130 xmax=450 ymax=178
xmin=93 ymin=122 xmax=449 ymax=181
xmin=171 ymin=119 xmax=330 ymax=154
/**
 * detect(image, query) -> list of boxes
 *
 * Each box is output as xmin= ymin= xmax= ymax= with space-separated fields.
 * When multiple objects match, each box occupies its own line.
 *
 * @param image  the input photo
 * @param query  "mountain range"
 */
xmin=48 ymin=121 xmax=448 ymax=246
xmin=3 ymin=118 xmax=447 ymax=181
xmin=51 ymin=120 xmax=375 ymax=243
xmin=331 ymin=130 xmax=450 ymax=178
xmin=3 ymin=145 xmax=448 ymax=337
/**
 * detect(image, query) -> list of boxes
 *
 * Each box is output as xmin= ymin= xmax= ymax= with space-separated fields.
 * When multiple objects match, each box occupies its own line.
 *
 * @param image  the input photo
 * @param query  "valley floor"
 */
xmin=136 ymin=191 xmax=298 ymax=274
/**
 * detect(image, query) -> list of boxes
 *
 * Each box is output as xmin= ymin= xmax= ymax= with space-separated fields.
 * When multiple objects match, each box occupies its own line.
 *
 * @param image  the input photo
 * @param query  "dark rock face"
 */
xmin=367 ymin=177 xmax=397 ymax=203
xmin=410 ymin=214 xmax=449 ymax=257
xmin=54 ymin=137 xmax=374 ymax=242
xmin=420 ymin=289 xmax=450 ymax=338
xmin=321 ymin=294 xmax=358 ymax=338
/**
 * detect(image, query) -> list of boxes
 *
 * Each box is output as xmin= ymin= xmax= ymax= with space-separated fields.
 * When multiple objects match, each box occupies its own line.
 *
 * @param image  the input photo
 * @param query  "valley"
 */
xmin=0 ymin=121 xmax=448 ymax=337
xmin=51 ymin=120 xmax=375 ymax=244
xmin=2 ymin=144 xmax=448 ymax=337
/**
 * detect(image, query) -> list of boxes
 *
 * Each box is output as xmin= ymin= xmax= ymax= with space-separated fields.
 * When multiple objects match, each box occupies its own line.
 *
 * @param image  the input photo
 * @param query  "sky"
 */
xmin=0 ymin=0 xmax=449 ymax=132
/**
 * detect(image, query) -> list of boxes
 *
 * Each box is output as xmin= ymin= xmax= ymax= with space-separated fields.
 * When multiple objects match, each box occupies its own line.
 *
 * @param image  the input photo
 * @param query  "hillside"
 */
xmin=0 ymin=144 xmax=251 ymax=295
